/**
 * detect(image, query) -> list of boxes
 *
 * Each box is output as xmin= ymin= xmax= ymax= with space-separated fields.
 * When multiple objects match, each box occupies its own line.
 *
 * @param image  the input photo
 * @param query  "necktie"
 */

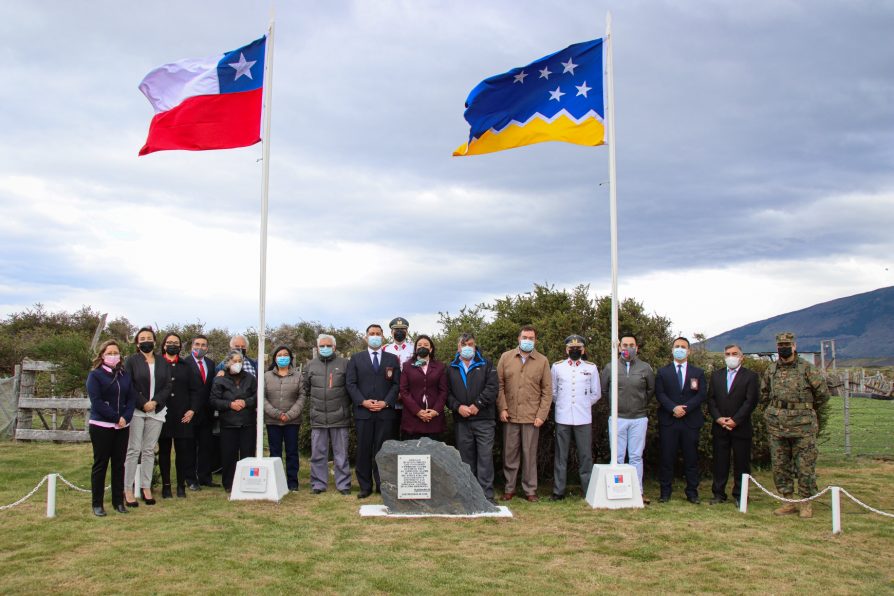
xmin=677 ymin=364 xmax=683 ymax=389
xmin=372 ymin=352 xmax=380 ymax=372
xmin=198 ymin=359 xmax=206 ymax=383
xmin=727 ymin=369 xmax=735 ymax=392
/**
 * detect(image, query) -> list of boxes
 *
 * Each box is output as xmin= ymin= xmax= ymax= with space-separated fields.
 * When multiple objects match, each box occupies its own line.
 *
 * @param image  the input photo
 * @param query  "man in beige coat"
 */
xmin=497 ymin=325 xmax=553 ymax=502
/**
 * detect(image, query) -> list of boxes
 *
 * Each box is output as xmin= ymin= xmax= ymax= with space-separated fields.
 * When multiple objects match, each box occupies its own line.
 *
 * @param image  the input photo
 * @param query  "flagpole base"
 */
xmin=229 ymin=457 xmax=289 ymax=502
xmin=585 ymin=464 xmax=644 ymax=509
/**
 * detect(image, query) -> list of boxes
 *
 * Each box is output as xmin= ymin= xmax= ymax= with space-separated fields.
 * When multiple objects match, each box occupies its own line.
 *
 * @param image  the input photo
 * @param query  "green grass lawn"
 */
xmin=0 ymin=403 xmax=892 ymax=594
xmin=822 ymin=396 xmax=894 ymax=459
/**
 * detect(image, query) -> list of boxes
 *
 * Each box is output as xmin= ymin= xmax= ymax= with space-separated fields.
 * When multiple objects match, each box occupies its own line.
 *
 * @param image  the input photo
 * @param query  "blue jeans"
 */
xmin=267 ymin=424 xmax=300 ymax=489
xmin=609 ymin=416 xmax=648 ymax=495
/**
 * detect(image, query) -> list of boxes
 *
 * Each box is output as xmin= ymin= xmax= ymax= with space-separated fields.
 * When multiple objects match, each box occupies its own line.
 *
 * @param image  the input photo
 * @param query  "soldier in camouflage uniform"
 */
xmin=760 ymin=331 xmax=830 ymax=519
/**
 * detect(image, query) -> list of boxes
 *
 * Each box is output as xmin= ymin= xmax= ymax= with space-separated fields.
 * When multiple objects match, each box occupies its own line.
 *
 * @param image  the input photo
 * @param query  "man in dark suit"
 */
xmin=707 ymin=343 xmax=759 ymax=505
xmin=346 ymin=323 xmax=401 ymax=499
xmin=184 ymin=334 xmax=219 ymax=488
xmin=655 ymin=337 xmax=707 ymax=503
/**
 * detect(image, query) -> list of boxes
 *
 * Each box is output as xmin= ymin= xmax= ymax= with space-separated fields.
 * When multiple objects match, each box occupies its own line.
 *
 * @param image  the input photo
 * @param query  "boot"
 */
xmin=799 ymin=502 xmax=813 ymax=519
xmin=774 ymin=495 xmax=798 ymax=516
xmin=161 ymin=484 xmax=173 ymax=499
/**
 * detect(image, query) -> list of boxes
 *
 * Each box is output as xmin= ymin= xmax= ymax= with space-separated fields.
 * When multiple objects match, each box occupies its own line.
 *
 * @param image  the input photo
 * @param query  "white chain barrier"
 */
xmin=739 ymin=473 xmax=894 ymax=534
xmin=0 ymin=473 xmax=110 ymax=517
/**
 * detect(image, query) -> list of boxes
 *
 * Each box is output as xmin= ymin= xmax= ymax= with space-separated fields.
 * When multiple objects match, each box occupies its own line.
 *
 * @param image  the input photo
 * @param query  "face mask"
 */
xmin=138 ymin=341 xmax=155 ymax=353
xmin=103 ymin=354 xmax=120 ymax=367
xmin=621 ymin=347 xmax=637 ymax=361
xmin=460 ymin=346 xmax=475 ymax=360
xmin=368 ymin=336 xmax=383 ymax=349
xmin=192 ymin=348 xmax=207 ymax=359
xmin=672 ymin=347 xmax=688 ymax=361
xmin=777 ymin=346 xmax=793 ymax=359
xmin=165 ymin=345 xmax=180 ymax=356
xmin=275 ymin=355 xmax=291 ymax=368
xmin=394 ymin=330 xmax=407 ymax=342
xmin=725 ymin=356 xmax=740 ymax=369
xmin=229 ymin=362 xmax=243 ymax=374
xmin=416 ymin=347 xmax=431 ymax=359
xmin=519 ymin=339 xmax=535 ymax=353
xmin=568 ymin=349 xmax=583 ymax=361
xmin=319 ymin=346 xmax=334 ymax=358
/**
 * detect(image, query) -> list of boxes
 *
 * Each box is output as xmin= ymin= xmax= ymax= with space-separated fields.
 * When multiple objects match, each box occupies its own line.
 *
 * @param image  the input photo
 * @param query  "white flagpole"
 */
xmin=256 ymin=18 xmax=275 ymax=458
xmin=605 ymin=12 xmax=619 ymax=468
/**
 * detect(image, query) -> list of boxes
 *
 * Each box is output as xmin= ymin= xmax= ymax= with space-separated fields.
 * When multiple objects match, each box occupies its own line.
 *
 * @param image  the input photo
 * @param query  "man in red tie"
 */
xmin=186 ymin=335 xmax=220 ymax=488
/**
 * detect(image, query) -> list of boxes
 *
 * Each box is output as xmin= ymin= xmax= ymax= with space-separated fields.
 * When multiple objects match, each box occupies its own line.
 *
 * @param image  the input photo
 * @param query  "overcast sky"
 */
xmin=1 ymin=0 xmax=892 ymax=344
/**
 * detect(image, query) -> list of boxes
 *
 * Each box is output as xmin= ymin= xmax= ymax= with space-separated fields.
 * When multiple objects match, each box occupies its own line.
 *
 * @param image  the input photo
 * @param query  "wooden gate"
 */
xmin=15 ymin=359 xmax=89 ymax=442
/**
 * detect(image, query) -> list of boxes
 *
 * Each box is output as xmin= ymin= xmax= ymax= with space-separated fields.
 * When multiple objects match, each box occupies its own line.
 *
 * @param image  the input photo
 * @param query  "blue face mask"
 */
xmin=319 ymin=346 xmax=334 ymax=358
xmin=275 ymin=355 xmax=291 ymax=368
xmin=519 ymin=339 xmax=535 ymax=353
xmin=460 ymin=346 xmax=475 ymax=360
xmin=672 ymin=347 xmax=688 ymax=361
xmin=368 ymin=336 xmax=383 ymax=349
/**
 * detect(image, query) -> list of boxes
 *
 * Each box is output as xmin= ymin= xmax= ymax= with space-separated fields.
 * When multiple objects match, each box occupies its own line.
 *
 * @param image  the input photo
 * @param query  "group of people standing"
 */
xmin=85 ymin=318 xmax=829 ymax=519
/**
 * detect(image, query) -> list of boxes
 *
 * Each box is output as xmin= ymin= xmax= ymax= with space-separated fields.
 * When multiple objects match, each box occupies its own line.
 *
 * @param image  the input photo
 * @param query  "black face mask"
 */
xmin=165 ymin=345 xmax=181 ymax=356
xmin=568 ymin=349 xmax=583 ymax=361
xmin=416 ymin=347 xmax=431 ymax=359
xmin=138 ymin=341 xmax=155 ymax=354
xmin=777 ymin=346 xmax=793 ymax=359
xmin=394 ymin=330 xmax=407 ymax=342
xmin=237 ymin=347 xmax=247 ymax=356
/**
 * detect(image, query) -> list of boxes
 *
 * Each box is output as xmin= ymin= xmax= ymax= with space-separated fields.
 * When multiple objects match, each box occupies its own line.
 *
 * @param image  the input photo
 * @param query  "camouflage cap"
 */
xmin=564 ymin=334 xmax=586 ymax=347
xmin=775 ymin=331 xmax=796 ymax=344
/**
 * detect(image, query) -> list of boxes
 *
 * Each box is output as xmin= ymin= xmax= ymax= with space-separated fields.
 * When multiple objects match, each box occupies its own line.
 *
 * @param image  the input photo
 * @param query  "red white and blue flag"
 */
xmin=138 ymin=36 xmax=266 ymax=156
xmin=613 ymin=474 xmax=624 ymax=484
xmin=249 ymin=467 xmax=260 ymax=477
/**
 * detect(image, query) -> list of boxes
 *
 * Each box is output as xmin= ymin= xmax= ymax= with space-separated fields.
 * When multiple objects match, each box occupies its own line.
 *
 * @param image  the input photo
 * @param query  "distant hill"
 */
xmin=703 ymin=286 xmax=894 ymax=365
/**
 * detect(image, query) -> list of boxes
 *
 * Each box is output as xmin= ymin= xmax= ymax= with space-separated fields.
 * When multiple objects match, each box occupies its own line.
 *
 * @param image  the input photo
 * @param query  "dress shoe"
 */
xmin=176 ymin=486 xmax=186 ymax=498
xmin=549 ymin=493 xmax=565 ymax=502
xmin=92 ymin=506 xmax=107 ymax=517
xmin=114 ymin=504 xmax=128 ymax=514
xmin=339 ymin=489 xmax=351 ymax=496
xmin=642 ymin=496 xmax=651 ymax=505
xmin=710 ymin=496 xmax=727 ymax=505
xmin=688 ymin=496 xmax=701 ymax=505
xmin=187 ymin=482 xmax=201 ymax=491
xmin=312 ymin=488 xmax=323 ymax=494
xmin=141 ymin=490 xmax=156 ymax=505
xmin=125 ymin=498 xmax=139 ymax=508
xmin=658 ymin=496 xmax=670 ymax=503
xmin=525 ymin=494 xmax=539 ymax=502
xmin=161 ymin=485 xmax=173 ymax=499
xmin=200 ymin=481 xmax=221 ymax=488
xmin=357 ymin=491 xmax=372 ymax=499
xmin=501 ymin=492 xmax=515 ymax=501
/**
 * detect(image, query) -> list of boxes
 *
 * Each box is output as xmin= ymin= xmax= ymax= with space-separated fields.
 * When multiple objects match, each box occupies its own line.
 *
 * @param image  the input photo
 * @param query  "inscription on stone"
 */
xmin=397 ymin=454 xmax=431 ymax=500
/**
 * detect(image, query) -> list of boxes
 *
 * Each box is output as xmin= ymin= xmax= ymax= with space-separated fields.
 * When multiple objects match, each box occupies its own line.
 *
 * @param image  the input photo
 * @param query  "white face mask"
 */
xmin=725 ymin=356 xmax=740 ymax=370
xmin=229 ymin=362 xmax=243 ymax=374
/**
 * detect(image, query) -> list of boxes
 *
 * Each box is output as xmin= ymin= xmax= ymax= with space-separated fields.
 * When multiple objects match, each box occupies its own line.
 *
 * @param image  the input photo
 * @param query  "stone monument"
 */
xmin=375 ymin=438 xmax=499 ymax=515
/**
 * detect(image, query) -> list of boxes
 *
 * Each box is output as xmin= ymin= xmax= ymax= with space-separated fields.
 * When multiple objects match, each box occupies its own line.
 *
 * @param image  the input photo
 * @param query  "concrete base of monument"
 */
xmin=359 ymin=504 xmax=513 ymax=518
xmin=585 ymin=464 xmax=644 ymax=509
xmin=229 ymin=457 xmax=289 ymax=501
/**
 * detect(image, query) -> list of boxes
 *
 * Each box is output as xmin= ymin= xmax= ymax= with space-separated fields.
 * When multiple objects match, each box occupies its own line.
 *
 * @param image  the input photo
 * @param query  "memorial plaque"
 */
xmin=240 ymin=465 xmax=268 ymax=493
xmin=605 ymin=471 xmax=633 ymax=500
xmin=397 ymin=454 xmax=431 ymax=499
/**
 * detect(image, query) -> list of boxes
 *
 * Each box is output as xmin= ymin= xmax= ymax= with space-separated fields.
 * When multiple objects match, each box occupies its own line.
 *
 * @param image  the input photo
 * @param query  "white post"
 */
xmin=831 ymin=486 xmax=841 ymax=534
xmin=739 ymin=474 xmax=749 ymax=513
xmin=46 ymin=473 xmax=57 ymax=518
xmin=844 ymin=382 xmax=851 ymax=457
xmin=605 ymin=11 xmax=619 ymax=468
xmin=256 ymin=19 xmax=276 ymax=459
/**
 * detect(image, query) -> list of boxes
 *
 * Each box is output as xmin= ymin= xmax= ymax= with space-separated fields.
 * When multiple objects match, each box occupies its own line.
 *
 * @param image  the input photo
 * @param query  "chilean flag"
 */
xmin=138 ymin=36 xmax=266 ymax=156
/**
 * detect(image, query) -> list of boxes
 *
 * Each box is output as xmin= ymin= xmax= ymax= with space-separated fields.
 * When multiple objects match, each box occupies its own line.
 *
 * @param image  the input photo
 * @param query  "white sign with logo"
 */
xmin=241 ymin=465 xmax=268 ymax=493
xmin=397 ymin=454 xmax=431 ymax=500
xmin=605 ymin=471 xmax=633 ymax=500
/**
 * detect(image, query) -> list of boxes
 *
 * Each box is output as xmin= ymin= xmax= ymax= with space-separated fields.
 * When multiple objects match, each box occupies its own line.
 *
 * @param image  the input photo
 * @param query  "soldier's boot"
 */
xmin=799 ymin=502 xmax=813 ymax=519
xmin=774 ymin=495 xmax=798 ymax=516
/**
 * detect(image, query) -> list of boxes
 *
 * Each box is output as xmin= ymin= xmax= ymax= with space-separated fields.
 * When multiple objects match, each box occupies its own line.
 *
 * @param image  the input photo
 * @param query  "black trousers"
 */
xmin=355 ymin=416 xmax=396 ymax=492
xmin=158 ymin=435 xmax=197 ymax=488
xmin=90 ymin=425 xmax=129 ymax=508
xmin=194 ymin=419 xmax=218 ymax=484
xmin=659 ymin=423 xmax=700 ymax=498
xmin=219 ymin=426 xmax=256 ymax=491
xmin=455 ymin=420 xmax=495 ymax=499
xmin=712 ymin=430 xmax=752 ymax=500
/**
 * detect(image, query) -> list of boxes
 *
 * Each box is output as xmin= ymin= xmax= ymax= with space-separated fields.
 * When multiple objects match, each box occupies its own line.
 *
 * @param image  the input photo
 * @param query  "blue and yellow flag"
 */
xmin=454 ymin=39 xmax=604 ymax=156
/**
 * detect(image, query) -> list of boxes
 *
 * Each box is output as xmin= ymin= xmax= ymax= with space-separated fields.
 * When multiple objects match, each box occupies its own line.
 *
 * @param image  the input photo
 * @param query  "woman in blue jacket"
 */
xmin=86 ymin=339 xmax=137 ymax=516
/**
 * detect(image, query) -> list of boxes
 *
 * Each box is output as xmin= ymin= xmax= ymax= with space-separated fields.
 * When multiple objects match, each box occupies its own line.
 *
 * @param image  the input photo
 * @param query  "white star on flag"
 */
xmin=575 ymin=81 xmax=592 ymax=97
xmin=561 ymin=58 xmax=578 ymax=74
xmin=513 ymin=71 xmax=528 ymax=84
xmin=539 ymin=66 xmax=552 ymax=79
xmin=549 ymin=86 xmax=565 ymax=101
xmin=229 ymin=52 xmax=256 ymax=80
